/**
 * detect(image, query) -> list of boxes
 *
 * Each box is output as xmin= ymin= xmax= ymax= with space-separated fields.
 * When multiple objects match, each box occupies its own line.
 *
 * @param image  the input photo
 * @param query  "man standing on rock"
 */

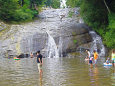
xmin=36 ymin=50 xmax=43 ymax=74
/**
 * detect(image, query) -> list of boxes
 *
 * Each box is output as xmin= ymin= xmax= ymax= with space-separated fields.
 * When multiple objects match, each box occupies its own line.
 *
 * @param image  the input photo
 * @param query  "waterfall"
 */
xmin=28 ymin=35 xmax=33 ymax=53
xmin=89 ymin=31 xmax=105 ymax=57
xmin=58 ymin=36 xmax=63 ymax=57
xmin=46 ymin=31 xmax=59 ymax=58
xmin=79 ymin=18 xmax=84 ymax=23
xmin=60 ymin=0 xmax=67 ymax=8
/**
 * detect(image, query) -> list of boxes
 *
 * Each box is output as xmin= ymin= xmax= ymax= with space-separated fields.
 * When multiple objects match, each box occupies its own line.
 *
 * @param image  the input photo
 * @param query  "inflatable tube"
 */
xmin=14 ymin=58 xmax=20 ymax=60
xmin=14 ymin=57 xmax=20 ymax=60
xmin=103 ymin=63 xmax=112 ymax=66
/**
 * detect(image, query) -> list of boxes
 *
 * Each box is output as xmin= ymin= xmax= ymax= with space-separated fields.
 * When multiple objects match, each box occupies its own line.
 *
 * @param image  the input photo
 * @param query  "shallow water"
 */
xmin=0 ymin=57 xmax=115 ymax=86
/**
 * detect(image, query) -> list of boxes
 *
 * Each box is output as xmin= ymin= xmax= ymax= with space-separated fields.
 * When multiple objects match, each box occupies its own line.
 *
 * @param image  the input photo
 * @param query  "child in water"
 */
xmin=89 ymin=55 xmax=93 ymax=64
xmin=111 ymin=49 xmax=115 ymax=66
xmin=30 ymin=52 xmax=34 ymax=58
xmin=88 ymin=55 xmax=93 ymax=67
xmin=85 ymin=49 xmax=90 ymax=61
xmin=106 ymin=58 xmax=110 ymax=64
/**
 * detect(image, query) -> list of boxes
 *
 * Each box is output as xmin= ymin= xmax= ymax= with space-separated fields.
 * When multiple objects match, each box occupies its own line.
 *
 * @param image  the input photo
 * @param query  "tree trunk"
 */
xmin=103 ymin=0 xmax=110 ymax=14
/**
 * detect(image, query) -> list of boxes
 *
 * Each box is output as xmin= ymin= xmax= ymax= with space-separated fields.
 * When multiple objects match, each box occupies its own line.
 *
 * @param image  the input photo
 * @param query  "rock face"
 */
xmin=0 ymin=8 xmax=92 ymax=57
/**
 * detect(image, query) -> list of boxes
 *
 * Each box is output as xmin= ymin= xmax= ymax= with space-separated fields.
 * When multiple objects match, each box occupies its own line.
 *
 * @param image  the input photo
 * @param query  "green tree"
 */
xmin=80 ymin=0 xmax=108 ymax=30
xmin=66 ymin=0 xmax=115 ymax=49
xmin=104 ymin=13 xmax=115 ymax=48
xmin=0 ymin=0 xmax=18 ymax=21
xmin=45 ymin=0 xmax=60 ymax=8
xmin=51 ymin=0 xmax=60 ymax=8
xmin=0 ymin=0 xmax=46 ymax=22
xmin=66 ymin=0 xmax=82 ymax=7
xmin=18 ymin=0 xmax=24 ymax=6
xmin=45 ymin=0 xmax=52 ymax=7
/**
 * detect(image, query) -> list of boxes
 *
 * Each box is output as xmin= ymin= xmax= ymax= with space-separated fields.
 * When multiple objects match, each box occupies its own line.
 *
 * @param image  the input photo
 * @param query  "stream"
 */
xmin=0 ymin=57 xmax=115 ymax=86
xmin=0 ymin=5 xmax=112 ymax=86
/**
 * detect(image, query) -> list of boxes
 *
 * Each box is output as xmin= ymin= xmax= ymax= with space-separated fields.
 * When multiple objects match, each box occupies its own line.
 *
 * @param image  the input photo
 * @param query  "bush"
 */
xmin=66 ymin=0 xmax=82 ymax=8
xmin=51 ymin=0 xmax=60 ymax=9
xmin=9 ymin=8 xmax=38 ymax=22
xmin=45 ymin=0 xmax=60 ymax=8
xmin=104 ymin=13 xmax=115 ymax=48
xmin=80 ymin=0 xmax=108 ymax=30
xmin=68 ymin=11 xmax=74 ymax=17
xmin=0 ymin=0 xmax=18 ymax=21
xmin=0 ymin=0 xmax=39 ymax=23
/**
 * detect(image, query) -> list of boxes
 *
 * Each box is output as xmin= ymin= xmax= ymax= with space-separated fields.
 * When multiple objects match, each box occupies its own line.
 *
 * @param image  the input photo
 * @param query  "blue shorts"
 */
xmin=89 ymin=60 xmax=92 ymax=64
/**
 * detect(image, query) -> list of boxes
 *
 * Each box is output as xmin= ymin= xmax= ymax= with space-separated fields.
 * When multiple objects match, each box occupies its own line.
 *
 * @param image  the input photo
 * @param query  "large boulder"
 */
xmin=0 ymin=8 xmax=92 ymax=57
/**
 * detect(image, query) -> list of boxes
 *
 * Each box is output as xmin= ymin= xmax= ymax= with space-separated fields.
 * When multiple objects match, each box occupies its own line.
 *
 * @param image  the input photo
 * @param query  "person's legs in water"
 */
xmin=38 ymin=63 xmax=42 ymax=74
xmin=89 ymin=60 xmax=93 ymax=67
xmin=114 ymin=60 xmax=115 ymax=66
xmin=39 ymin=71 xmax=42 ymax=86
xmin=94 ymin=59 xmax=97 ymax=66
xmin=112 ymin=60 xmax=115 ymax=66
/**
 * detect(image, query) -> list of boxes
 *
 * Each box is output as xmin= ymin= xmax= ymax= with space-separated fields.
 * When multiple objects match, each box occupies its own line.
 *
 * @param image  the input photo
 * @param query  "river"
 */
xmin=0 ymin=57 xmax=115 ymax=86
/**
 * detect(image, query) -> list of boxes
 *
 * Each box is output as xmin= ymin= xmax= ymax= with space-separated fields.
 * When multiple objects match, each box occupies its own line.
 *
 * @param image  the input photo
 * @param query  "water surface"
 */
xmin=0 ymin=57 xmax=115 ymax=86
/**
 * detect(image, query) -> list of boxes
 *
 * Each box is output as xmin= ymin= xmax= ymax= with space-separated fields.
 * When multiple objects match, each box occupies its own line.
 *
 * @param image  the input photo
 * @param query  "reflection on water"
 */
xmin=89 ymin=67 xmax=99 ymax=86
xmin=39 ymin=71 xmax=42 ymax=86
xmin=0 ymin=57 xmax=115 ymax=86
xmin=111 ymin=69 xmax=115 ymax=86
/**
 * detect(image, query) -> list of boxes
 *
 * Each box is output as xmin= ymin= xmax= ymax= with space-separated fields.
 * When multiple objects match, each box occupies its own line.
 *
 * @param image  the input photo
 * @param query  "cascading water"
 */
xmin=58 ymin=36 xmax=63 ymax=57
xmin=44 ymin=12 xmax=63 ymax=58
xmin=46 ymin=31 xmax=59 ymax=58
xmin=60 ymin=0 xmax=67 ymax=8
xmin=89 ymin=31 xmax=105 ymax=57
xmin=28 ymin=35 xmax=33 ymax=53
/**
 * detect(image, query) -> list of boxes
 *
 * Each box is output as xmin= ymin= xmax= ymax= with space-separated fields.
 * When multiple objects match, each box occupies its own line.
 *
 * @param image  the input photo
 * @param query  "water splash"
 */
xmin=46 ymin=31 xmax=59 ymax=58
xmin=89 ymin=31 xmax=105 ymax=57
xmin=60 ymin=0 xmax=67 ymax=8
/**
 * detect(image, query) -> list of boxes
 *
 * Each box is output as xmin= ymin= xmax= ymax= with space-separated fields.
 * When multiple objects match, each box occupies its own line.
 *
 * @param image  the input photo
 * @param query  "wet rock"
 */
xmin=0 ymin=8 xmax=93 ymax=57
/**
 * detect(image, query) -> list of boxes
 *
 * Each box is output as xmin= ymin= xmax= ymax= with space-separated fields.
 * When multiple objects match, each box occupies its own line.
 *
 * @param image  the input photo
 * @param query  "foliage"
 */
xmin=51 ymin=0 xmax=60 ymax=9
xmin=45 ymin=0 xmax=60 ymax=8
xmin=68 ymin=11 xmax=74 ymax=18
xmin=104 ymin=13 xmax=115 ymax=48
xmin=107 ymin=0 xmax=115 ymax=12
xmin=66 ymin=0 xmax=82 ymax=8
xmin=66 ymin=0 xmax=115 ymax=49
xmin=0 ymin=0 xmax=45 ymax=22
xmin=79 ymin=0 xmax=115 ymax=49
xmin=45 ymin=0 xmax=52 ymax=7
xmin=73 ymin=40 xmax=77 ymax=44
xmin=0 ymin=0 xmax=18 ymax=21
xmin=80 ymin=0 xmax=108 ymax=30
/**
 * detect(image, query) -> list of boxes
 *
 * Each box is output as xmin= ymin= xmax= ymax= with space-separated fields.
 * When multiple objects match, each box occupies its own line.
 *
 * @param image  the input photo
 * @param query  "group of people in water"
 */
xmin=14 ymin=51 xmax=43 ymax=74
xmin=31 ymin=49 xmax=115 ymax=75
xmin=15 ymin=48 xmax=115 ymax=75
xmin=85 ymin=49 xmax=115 ymax=67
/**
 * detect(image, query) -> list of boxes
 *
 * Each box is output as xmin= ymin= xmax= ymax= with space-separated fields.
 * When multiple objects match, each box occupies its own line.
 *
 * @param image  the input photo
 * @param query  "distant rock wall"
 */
xmin=0 ymin=8 xmax=92 ymax=57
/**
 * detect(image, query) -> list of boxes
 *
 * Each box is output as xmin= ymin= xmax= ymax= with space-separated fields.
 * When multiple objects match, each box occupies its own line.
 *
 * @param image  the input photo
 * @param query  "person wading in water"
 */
xmin=93 ymin=50 xmax=98 ymax=66
xmin=111 ymin=49 xmax=115 ymax=66
xmin=36 ymin=51 xmax=43 ymax=74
